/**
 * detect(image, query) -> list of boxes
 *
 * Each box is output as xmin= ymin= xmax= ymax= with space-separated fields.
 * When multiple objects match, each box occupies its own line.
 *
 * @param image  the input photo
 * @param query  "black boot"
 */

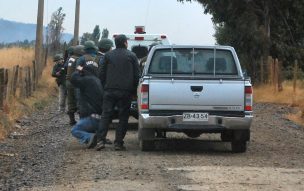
xmin=68 ymin=113 xmax=77 ymax=126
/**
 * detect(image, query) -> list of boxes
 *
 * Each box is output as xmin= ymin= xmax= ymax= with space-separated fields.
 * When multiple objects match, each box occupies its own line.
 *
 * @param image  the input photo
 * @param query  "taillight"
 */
xmin=245 ymin=86 xmax=253 ymax=111
xmin=141 ymin=84 xmax=149 ymax=111
xmin=161 ymin=35 xmax=167 ymax=39
xmin=135 ymin=36 xmax=144 ymax=41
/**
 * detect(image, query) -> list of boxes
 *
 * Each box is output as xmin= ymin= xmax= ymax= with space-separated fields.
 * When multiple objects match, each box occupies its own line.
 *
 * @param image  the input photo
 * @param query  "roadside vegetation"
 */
xmin=0 ymin=47 xmax=34 ymax=68
xmin=0 ymin=47 xmax=57 ymax=139
xmin=254 ymin=82 xmax=304 ymax=125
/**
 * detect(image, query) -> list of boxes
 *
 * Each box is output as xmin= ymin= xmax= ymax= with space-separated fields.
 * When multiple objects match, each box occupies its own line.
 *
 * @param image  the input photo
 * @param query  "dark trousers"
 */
xmin=97 ymin=89 xmax=132 ymax=145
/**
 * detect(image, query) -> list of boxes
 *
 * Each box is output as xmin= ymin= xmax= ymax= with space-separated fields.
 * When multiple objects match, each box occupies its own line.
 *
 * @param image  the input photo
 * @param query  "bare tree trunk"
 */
xmin=73 ymin=0 xmax=80 ymax=45
xmin=35 ymin=0 xmax=44 ymax=87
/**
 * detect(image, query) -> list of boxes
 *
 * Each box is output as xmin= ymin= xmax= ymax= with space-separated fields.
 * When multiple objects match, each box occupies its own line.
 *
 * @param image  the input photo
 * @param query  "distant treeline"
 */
xmin=178 ymin=0 xmax=304 ymax=83
xmin=0 ymin=40 xmax=36 ymax=49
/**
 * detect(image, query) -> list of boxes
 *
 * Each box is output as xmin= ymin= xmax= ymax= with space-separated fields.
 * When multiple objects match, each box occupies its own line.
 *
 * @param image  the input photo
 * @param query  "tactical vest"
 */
xmin=84 ymin=54 xmax=99 ymax=68
xmin=66 ymin=55 xmax=79 ymax=81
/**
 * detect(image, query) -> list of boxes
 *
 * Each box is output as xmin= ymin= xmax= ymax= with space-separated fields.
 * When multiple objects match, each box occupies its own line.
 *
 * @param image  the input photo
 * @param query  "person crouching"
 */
xmin=70 ymin=64 xmax=103 ymax=148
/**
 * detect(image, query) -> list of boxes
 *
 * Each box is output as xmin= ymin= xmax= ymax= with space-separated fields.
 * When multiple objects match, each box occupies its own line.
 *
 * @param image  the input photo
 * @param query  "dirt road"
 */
xmin=0 ymin=102 xmax=304 ymax=191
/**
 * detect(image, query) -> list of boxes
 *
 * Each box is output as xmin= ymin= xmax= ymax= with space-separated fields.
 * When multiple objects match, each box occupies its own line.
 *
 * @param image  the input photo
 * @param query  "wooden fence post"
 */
xmin=277 ymin=60 xmax=283 ymax=92
xmin=293 ymin=59 xmax=298 ymax=93
xmin=11 ymin=65 xmax=19 ymax=96
xmin=32 ymin=61 xmax=36 ymax=91
xmin=0 ymin=68 xmax=4 ymax=110
xmin=17 ymin=67 xmax=24 ymax=98
xmin=3 ymin=69 xmax=8 ymax=100
xmin=268 ymin=56 xmax=273 ymax=85
xmin=24 ymin=66 xmax=32 ymax=97
xmin=28 ymin=66 xmax=32 ymax=96
xmin=6 ymin=68 xmax=13 ymax=98
xmin=260 ymin=56 xmax=264 ymax=84
xmin=274 ymin=58 xmax=279 ymax=92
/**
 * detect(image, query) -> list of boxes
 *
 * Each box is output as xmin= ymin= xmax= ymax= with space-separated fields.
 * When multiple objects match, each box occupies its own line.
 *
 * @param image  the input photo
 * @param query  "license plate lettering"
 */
xmin=183 ymin=113 xmax=208 ymax=121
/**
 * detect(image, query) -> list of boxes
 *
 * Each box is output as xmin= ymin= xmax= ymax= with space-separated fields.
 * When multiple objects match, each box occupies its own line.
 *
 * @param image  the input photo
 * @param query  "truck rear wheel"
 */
xmin=139 ymin=140 xmax=155 ymax=151
xmin=231 ymin=141 xmax=247 ymax=153
xmin=221 ymin=131 xmax=233 ymax=142
xmin=138 ymin=128 xmax=155 ymax=151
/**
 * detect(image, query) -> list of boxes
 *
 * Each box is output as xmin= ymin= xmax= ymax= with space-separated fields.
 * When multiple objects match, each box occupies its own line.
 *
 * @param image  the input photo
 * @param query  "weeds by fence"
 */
xmin=0 ymin=62 xmax=37 ymax=110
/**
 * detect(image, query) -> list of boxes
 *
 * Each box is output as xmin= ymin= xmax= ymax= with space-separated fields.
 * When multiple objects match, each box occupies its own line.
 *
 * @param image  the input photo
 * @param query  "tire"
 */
xmin=231 ymin=141 xmax=247 ymax=153
xmin=139 ymin=140 xmax=155 ymax=151
xmin=221 ymin=131 xmax=233 ymax=142
xmin=138 ymin=128 xmax=155 ymax=151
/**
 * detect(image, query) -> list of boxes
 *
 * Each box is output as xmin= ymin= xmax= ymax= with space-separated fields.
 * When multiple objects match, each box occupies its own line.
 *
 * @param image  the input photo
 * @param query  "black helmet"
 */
xmin=84 ymin=40 xmax=98 ymax=50
xmin=53 ymin=54 xmax=63 ymax=62
xmin=98 ymin=38 xmax=114 ymax=50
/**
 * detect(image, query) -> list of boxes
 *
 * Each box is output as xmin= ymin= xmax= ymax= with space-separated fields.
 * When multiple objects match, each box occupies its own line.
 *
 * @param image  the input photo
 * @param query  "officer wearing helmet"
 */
xmin=76 ymin=41 xmax=99 ymax=71
xmin=97 ymin=38 xmax=114 ymax=66
xmin=51 ymin=53 xmax=67 ymax=112
xmin=65 ymin=45 xmax=84 ymax=125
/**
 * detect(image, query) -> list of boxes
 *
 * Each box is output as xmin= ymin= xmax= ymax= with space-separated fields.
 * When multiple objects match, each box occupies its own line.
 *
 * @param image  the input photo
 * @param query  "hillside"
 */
xmin=0 ymin=18 xmax=72 ymax=43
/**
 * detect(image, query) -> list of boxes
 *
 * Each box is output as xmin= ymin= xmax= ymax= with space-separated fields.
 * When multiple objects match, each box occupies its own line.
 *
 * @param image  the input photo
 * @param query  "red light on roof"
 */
xmin=161 ymin=35 xmax=167 ymax=39
xmin=134 ymin=26 xmax=146 ymax=34
xmin=135 ymin=36 xmax=144 ymax=41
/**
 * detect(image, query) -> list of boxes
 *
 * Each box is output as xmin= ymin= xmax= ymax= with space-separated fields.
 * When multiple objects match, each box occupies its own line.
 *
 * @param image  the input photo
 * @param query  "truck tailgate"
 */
xmin=149 ymin=79 xmax=245 ymax=111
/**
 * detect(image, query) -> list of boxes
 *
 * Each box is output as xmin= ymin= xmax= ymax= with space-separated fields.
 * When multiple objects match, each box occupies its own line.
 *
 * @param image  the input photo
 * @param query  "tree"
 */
xmin=48 ymin=7 xmax=66 ymax=54
xmin=80 ymin=32 xmax=92 ymax=45
xmin=102 ymin=28 xmax=109 ymax=39
xmin=178 ymin=0 xmax=304 ymax=83
xmin=91 ymin=25 xmax=101 ymax=44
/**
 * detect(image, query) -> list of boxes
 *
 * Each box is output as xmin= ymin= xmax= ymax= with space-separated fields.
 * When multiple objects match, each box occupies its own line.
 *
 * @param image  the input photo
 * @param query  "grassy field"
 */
xmin=0 ymin=47 xmax=57 ymax=139
xmin=254 ymin=82 xmax=304 ymax=125
xmin=0 ymin=47 xmax=34 ymax=68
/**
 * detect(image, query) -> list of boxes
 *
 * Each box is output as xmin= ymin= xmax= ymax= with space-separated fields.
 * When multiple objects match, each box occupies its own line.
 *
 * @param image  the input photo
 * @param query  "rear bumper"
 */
xmin=139 ymin=113 xmax=253 ymax=131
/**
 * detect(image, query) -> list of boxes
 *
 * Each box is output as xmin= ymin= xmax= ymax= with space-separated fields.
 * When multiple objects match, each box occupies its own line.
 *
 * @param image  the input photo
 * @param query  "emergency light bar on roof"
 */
xmin=113 ymin=34 xmax=167 ymax=41
xmin=134 ymin=26 xmax=146 ymax=34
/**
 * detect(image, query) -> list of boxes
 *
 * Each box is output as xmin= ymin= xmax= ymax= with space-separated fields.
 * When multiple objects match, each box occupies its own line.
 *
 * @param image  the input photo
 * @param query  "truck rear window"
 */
xmin=148 ymin=48 xmax=238 ymax=76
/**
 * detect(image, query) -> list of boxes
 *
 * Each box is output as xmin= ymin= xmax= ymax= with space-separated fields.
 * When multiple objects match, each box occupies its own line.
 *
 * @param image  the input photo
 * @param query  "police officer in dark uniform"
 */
xmin=97 ymin=38 xmax=114 ymax=66
xmin=51 ymin=54 xmax=67 ymax=112
xmin=96 ymin=34 xmax=140 ymax=151
xmin=76 ymin=41 xmax=99 ymax=69
xmin=66 ymin=45 xmax=84 ymax=125
xmin=70 ymin=64 xmax=103 ymax=148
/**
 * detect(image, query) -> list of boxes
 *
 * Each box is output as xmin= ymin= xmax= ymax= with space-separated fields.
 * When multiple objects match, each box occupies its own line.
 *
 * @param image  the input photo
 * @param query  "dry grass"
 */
xmin=0 ymin=56 xmax=57 ymax=139
xmin=0 ymin=47 xmax=34 ymax=68
xmin=254 ymin=81 xmax=304 ymax=126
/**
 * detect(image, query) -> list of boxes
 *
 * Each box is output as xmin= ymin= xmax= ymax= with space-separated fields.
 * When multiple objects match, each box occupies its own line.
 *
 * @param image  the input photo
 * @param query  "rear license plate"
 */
xmin=183 ymin=113 xmax=209 ymax=122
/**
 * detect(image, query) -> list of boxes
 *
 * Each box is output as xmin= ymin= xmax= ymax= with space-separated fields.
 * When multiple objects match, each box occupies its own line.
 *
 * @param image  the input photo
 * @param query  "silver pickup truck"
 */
xmin=137 ymin=45 xmax=253 ymax=152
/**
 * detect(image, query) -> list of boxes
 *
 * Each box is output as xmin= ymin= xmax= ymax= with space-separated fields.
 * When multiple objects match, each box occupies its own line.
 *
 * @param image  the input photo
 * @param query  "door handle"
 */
xmin=191 ymin=86 xmax=203 ymax=92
